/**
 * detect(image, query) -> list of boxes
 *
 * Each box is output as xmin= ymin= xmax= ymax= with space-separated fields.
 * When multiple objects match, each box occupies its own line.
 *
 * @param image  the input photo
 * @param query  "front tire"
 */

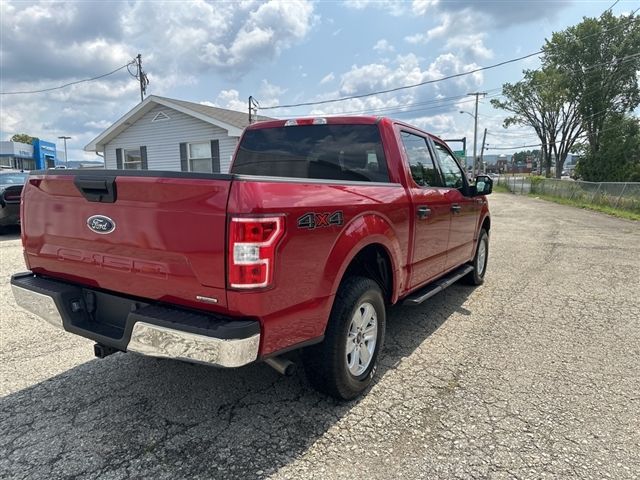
xmin=302 ymin=276 xmax=386 ymax=400
xmin=463 ymin=228 xmax=489 ymax=285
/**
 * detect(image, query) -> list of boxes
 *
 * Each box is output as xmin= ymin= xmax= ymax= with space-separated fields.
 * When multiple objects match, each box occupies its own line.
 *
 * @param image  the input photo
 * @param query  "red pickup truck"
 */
xmin=11 ymin=116 xmax=492 ymax=399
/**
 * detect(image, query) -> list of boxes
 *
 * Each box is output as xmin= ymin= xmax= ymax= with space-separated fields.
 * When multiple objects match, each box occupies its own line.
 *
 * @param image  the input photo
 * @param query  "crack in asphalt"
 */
xmin=1 ymin=194 xmax=639 ymax=479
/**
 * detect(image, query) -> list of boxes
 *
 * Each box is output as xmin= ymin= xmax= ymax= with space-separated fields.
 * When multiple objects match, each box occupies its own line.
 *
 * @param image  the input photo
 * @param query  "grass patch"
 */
xmin=529 ymin=193 xmax=640 ymax=221
xmin=493 ymin=183 xmax=512 ymax=193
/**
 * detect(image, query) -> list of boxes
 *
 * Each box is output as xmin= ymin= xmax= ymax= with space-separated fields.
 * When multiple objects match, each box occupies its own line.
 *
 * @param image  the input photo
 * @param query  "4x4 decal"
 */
xmin=297 ymin=211 xmax=344 ymax=230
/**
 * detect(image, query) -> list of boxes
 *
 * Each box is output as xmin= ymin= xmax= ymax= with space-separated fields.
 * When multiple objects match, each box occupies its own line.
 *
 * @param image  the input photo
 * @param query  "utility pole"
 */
xmin=248 ymin=96 xmax=259 ymax=124
xmin=136 ymin=54 xmax=149 ymax=103
xmin=479 ymin=128 xmax=488 ymax=174
xmin=468 ymin=92 xmax=487 ymax=176
xmin=58 ymin=136 xmax=71 ymax=167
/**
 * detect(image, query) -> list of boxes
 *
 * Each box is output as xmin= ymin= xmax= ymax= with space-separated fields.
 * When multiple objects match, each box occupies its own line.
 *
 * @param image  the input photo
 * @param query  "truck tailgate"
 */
xmin=22 ymin=171 xmax=232 ymax=311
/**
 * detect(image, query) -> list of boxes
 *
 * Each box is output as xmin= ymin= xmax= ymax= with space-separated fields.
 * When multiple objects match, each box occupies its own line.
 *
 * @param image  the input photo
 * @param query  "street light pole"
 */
xmin=58 ymin=136 xmax=71 ymax=167
xmin=467 ymin=92 xmax=486 ymax=176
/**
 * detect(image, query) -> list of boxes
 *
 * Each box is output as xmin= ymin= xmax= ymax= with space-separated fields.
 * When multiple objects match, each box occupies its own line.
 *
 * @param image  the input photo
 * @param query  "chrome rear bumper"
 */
xmin=127 ymin=322 xmax=260 ymax=368
xmin=11 ymin=273 xmax=260 ymax=368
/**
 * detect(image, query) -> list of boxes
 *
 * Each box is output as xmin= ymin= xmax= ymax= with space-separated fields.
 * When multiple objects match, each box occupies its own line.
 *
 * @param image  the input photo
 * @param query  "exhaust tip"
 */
xmin=264 ymin=356 xmax=296 ymax=376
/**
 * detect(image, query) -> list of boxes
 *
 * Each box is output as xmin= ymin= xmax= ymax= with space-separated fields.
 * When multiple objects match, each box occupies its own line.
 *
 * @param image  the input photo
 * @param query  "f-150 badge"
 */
xmin=297 ymin=211 xmax=344 ymax=230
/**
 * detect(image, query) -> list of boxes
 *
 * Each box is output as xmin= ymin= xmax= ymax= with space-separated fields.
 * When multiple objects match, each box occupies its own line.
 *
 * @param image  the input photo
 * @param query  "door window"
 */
xmin=433 ymin=143 xmax=465 ymax=189
xmin=399 ymin=131 xmax=442 ymax=187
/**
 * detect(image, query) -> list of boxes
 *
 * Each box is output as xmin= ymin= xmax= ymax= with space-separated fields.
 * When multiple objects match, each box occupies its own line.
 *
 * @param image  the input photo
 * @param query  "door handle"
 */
xmin=451 ymin=204 xmax=462 ymax=213
xmin=416 ymin=206 xmax=431 ymax=219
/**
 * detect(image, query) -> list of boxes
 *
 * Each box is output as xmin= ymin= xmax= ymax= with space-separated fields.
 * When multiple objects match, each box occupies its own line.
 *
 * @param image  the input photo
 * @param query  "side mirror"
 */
xmin=473 ymin=175 xmax=493 ymax=196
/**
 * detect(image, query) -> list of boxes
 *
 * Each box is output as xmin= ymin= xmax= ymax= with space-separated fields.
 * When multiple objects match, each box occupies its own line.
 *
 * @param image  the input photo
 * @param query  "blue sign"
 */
xmin=32 ymin=139 xmax=60 ymax=169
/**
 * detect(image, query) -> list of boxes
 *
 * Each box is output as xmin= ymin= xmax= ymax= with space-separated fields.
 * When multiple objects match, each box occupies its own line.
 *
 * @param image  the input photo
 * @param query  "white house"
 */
xmin=85 ymin=95 xmax=272 ymax=173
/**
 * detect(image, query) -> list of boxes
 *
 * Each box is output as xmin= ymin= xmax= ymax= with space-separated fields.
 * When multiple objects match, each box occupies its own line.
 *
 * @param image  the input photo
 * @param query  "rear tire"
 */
xmin=463 ymin=228 xmax=489 ymax=285
xmin=302 ymin=276 xmax=386 ymax=400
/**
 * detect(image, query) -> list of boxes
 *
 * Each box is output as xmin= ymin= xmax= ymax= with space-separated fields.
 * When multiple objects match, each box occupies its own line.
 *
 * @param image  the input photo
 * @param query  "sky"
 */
xmin=0 ymin=0 xmax=636 ymax=162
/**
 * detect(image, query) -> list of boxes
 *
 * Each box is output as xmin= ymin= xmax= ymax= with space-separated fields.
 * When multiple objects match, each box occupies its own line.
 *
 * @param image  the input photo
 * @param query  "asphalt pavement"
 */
xmin=1 ymin=193 xmax=639 ymax=479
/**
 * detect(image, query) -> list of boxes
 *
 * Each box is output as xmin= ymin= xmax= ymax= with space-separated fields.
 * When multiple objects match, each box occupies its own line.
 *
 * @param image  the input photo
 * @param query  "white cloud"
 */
xmin=1 ymin=1 xmax=315 ymax=88
xmin=205 ymin=90 xmax=247 ymax=112
xmin=121 ymin=0 xmax=315 ymax=77
xmin=405 ymin=11 xmax=494 ymax=61
xmin=337 ymin=53 xmax=483 ymax=98
xmin=302 ymin=52 xmax=484 ymax=123
xmin=411 ymin=0 xmax=440 ymax=16
xmin=207 ymin=80 xmax=285 ymax=113
xmin=373 ymin=39 xmax=395 ymax=54
xmin=410 ymin=113 xmax=456 ymax=136
xmin=405 ymin=33 xmax=426 ymax=45
xmin=447 ymin=33 xmax=494 ymax=60
xmin=343 ymin=0 xmax=407 ymax=16
xmin=0 ymin=0 xmax=313 ymax=162
xmin=320 ymin=72 xmax=335 ymax=85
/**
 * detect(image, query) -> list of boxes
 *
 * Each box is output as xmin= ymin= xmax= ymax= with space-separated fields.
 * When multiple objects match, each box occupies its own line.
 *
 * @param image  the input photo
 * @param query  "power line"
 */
xmin=260 ymin=51 xmax=542 ymax=110
xmin=300 ymin=49 xmax=637 ymax=120
xmin=318 ymin=49 xmax=637 ymax=118
xmin=486 ymin=122 xmax=627 ymax=151
xmin=605 ymin=0 xmax=620 ymax=13
xmin=278 ymin=92 xmax=504 ymax=120
xmin=258 ymin=10 xmax=639 ymax=112
xmin=288 ymin=91 xmax=503 ymax=118
xmin=0 ymin=60 xmax=136 ymax=95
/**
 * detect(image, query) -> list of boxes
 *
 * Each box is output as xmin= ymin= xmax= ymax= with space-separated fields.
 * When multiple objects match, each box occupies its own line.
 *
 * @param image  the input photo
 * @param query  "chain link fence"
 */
xmin=495 ymin=175 xmax=640 ymax=214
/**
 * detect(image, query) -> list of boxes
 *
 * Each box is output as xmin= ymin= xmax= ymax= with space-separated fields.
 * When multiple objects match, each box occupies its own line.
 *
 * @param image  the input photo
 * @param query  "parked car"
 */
xmin=11 ymin=116 xmax=492 ymax=400
xmin=0 ymin=170 xmax=28 ymax=232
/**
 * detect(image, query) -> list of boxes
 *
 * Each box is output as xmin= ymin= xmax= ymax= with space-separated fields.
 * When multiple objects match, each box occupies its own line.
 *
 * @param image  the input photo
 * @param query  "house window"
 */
xmin=124 ymin=149 xmax=142 ymax=170
xmin=188 ymin=142 xmax=212 ymax=173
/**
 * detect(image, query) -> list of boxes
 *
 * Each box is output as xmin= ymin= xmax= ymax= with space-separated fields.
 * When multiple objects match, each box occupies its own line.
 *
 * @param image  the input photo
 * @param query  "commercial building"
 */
xmin=0 ymin=139 xmax=61 ymax=170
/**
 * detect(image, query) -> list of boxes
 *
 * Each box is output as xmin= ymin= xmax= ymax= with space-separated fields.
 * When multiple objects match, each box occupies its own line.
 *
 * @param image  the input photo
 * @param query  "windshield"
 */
xmin=232 ymin=124 xmax=389 ymax=183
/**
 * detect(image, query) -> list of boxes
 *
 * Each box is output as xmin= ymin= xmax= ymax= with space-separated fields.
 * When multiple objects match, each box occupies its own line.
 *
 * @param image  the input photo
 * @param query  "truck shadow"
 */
xmin=0 ymin=285 xmax=473 ymax=479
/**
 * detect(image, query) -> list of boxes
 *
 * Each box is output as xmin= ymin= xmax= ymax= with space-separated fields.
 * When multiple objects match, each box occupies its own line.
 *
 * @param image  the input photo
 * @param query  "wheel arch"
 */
xmin=324 ymin=213 xmax=403 ymax=306
xmin=481 ymin=214 xmax=491 ymax=233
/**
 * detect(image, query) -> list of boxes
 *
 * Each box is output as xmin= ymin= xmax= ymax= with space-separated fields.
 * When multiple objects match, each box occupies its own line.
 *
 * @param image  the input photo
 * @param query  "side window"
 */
xmin=433 ymin=142 xmax=465 ymax=189
xmin=399 ymin=131 xmax=442 ymax=187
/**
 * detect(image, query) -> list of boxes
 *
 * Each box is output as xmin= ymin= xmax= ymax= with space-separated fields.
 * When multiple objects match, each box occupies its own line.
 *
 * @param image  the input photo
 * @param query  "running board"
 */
xmin=402 ymin=265 xmax=474 ymax=306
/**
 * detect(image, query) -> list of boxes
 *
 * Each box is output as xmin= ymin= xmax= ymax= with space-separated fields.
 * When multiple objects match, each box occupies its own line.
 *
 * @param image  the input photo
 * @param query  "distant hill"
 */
xmin=62 ymin=160 xmax=105 ymax=169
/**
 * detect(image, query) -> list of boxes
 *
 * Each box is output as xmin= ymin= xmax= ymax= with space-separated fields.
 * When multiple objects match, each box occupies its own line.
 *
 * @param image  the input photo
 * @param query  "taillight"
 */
xmin=228 ymin=216 xmax=285 ymax=289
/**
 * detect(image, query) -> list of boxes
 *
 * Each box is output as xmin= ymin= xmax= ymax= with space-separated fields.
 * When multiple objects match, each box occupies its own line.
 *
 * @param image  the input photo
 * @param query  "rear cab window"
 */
xmin=232 ymin=124 xmax=390 ymax=183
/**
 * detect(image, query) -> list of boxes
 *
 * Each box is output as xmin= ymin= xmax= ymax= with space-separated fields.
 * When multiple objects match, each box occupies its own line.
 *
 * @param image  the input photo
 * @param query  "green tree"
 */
xmin=512 ymin=149 xmax=541 ymax=165
xmin=491 ymin=68 xmax=582 ymax=178
xmin=10 ymin=133 xmax=38 ymax=145
xmin=543 ymin=11 xmax=640 ymax=155
xmin=576 ymin=114 xmax=640 ymax=181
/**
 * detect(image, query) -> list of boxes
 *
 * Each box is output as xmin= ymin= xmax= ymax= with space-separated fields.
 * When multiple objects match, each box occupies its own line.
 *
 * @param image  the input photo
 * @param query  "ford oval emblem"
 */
xmin=87 ymin=215 xmax=116 ymax=234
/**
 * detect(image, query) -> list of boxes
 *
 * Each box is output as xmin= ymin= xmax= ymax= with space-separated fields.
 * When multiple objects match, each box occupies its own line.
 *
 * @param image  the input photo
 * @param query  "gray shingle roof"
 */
xmin=155 ymin=96 xmax=274 ymax=129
